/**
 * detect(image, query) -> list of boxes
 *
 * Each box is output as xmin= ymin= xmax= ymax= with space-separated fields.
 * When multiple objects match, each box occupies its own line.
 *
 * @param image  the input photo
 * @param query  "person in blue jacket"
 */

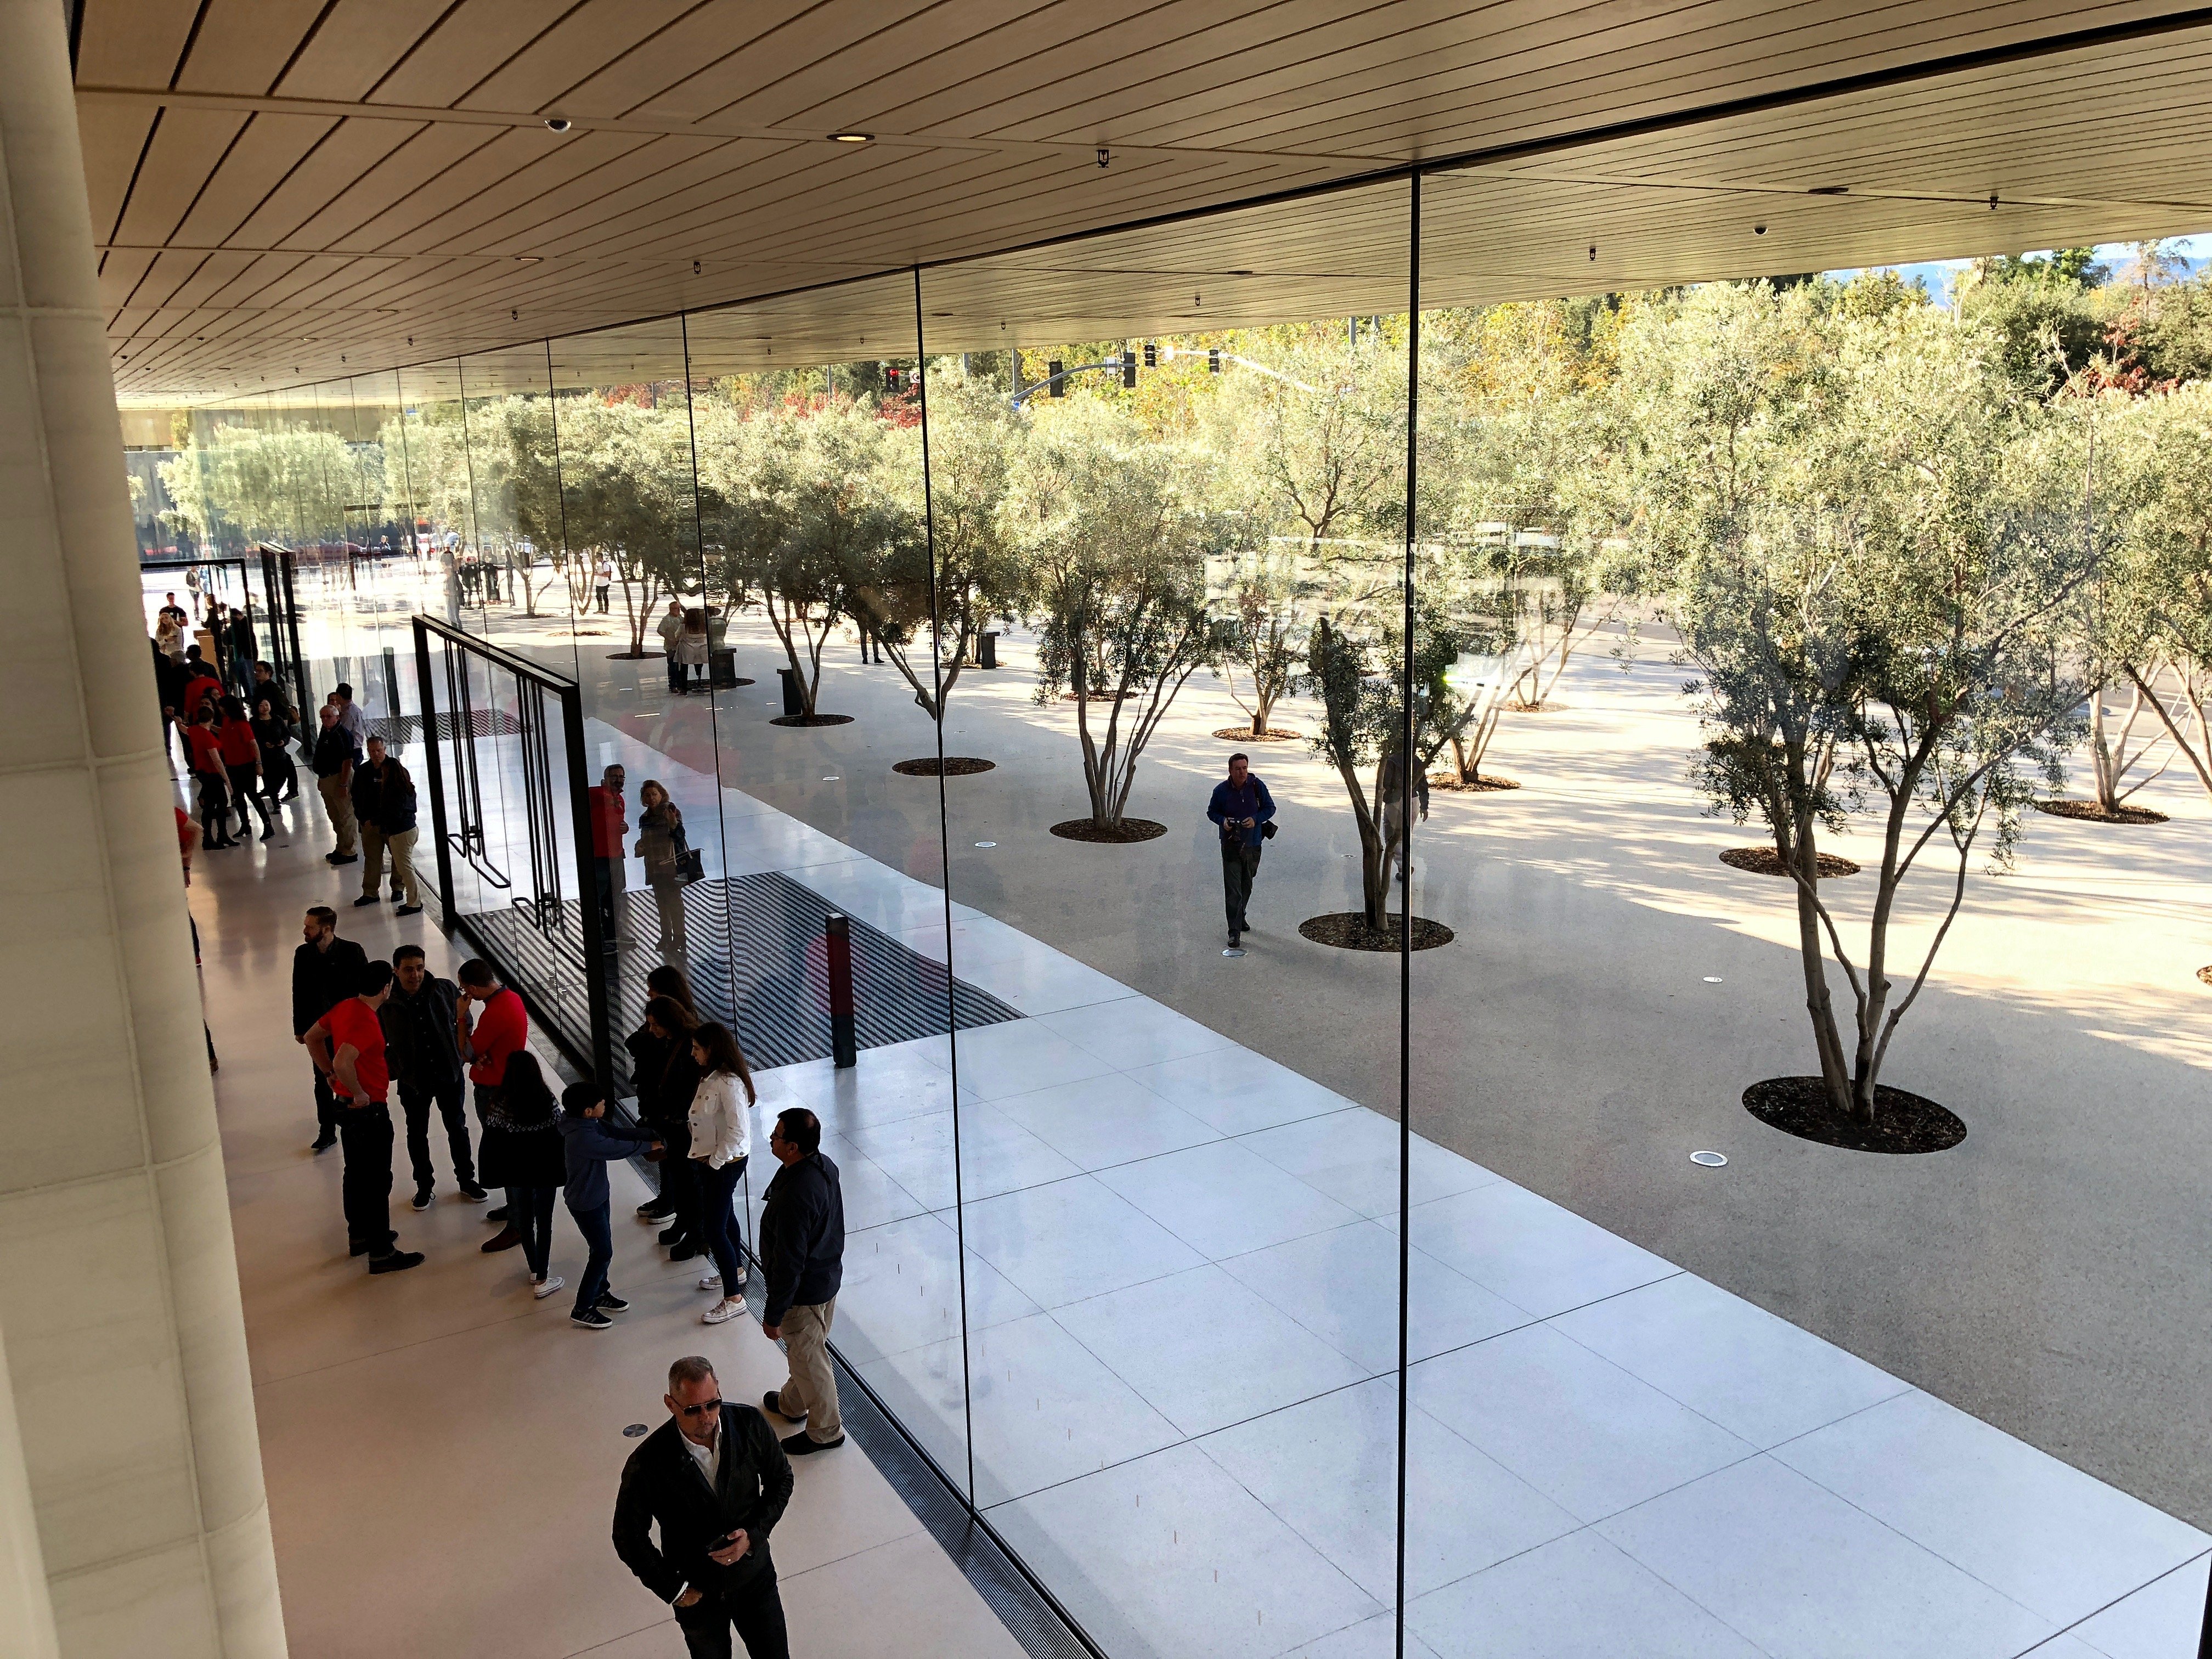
xmin=560 ymin=1081 xmax=663 ymax=1331
xmin=1206 ymin=751 xmax=1277 ymax=949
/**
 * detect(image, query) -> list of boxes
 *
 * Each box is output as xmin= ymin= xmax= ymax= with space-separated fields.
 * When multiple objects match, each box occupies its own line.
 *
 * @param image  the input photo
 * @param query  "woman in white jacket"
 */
xmin=688 ymin=1022 xmax=757 ymax=1325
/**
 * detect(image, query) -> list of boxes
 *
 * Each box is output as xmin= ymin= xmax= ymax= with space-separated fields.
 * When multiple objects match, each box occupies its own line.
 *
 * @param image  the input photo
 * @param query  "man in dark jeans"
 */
xmin=1206 ymin=751 xmax=1276 ymax=949
xmin=588 ymin=764 xmax=634 ymax=947
xmin=293 ymin=905 xmax=368 ymax=1153
xmin=614 ymin=1355 xmax=794 ymax=1658
xmin=303 ymin=960 xmax=423 ymax=1276
xmin=757 ymin=1109 xmax=846 ymax=1455
xmin=382 ymin=945 xmax=487 ymax=1210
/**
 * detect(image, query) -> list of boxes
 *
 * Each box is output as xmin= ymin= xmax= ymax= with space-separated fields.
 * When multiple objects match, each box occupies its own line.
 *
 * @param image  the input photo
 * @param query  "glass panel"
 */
xmin=919 ymin=182 xmax=1413 ymax=1650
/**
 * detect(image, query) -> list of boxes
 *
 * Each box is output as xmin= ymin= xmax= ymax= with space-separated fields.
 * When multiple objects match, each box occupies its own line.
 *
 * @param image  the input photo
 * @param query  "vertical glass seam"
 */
xmin=1396 ymin=169 xmax=1420 ymax=1659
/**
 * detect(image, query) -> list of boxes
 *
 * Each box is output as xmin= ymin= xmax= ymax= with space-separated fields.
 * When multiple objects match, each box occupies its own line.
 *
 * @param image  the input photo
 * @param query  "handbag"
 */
xmin=670 ymin=820 xmax=705 ymax=885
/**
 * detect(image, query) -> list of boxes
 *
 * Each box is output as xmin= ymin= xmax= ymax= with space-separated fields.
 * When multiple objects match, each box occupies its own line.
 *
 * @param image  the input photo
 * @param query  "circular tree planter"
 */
xmin=1743 ymin=1076 xmax=1966 ymax=1154
xmin=770 ymin=714 xmax=853 ymax=728
xmin=2033 ymin=799 xmax=2170 ymax=825
xmin=2196 ymin=966 xmax=2212 ymax=989
xmin=1049 ymin=818 xmax=1165 ymax=843
xmin=1508 ymin=699 xmax=1567 ymax=713
xmin=609 ymin=651 xmax=664 ymax=659
xmin=1431 ymin=774 xmax=1520 ymax=793
xmin=1720 ymin=845 xmax=1861 ymax=879
xmin=1211 ymin=726 xmax=1301 ymax=741
xmin=893 ymin=757 xmax=996 ymax=777
xmin=1299 ymin=912 xmax=1455 ymax=951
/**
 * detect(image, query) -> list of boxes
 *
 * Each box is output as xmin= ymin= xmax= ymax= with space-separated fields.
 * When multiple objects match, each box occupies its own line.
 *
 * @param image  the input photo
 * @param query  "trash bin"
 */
xmin=777 ymin=666 xmax=802 ymax=716
xmin=978 ymin=630 xmax=999 ymax=669
xmin=709 ymin=646 xmax=738 ymax=686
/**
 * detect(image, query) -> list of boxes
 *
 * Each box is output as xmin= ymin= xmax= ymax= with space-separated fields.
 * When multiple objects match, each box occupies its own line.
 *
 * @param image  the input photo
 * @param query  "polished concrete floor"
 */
xmin=188 ymin=781 xmax=1028 ymax=1659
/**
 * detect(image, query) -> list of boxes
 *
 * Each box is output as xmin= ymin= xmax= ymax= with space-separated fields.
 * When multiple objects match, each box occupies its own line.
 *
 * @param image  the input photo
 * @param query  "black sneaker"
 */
xmin=571 ymin=1308 xmax=613 ymax=1330
xmin=258 ymin=827 xmax=274 ymax=841
xmin=486 ymin=1204 xmax=509 ymax=1222
xmin=311 ymin=1130 xmax=337 ymax=1153
xmin=637 ymin=1198 xmax=676 ymax=1218
xmin=780 ymin=1431 xmax=843 ymax=1456
xmin=352 ymin=894 xmax=379 ymax=907
xmin=396 ymin=904 xmax=422 ymax=916
xmin=657 ymin=1223 xmax=685 ymax=1245
xmin=595 ymin=1291 xmax=630 ymax=1312
xmin=763 ymin=1390 xmax=804 ymax=1419
xmin=459 ymin=1180 xmax=488 ymax=1202
xmin=667 ymin=1240 xmax=703 ymax=1261
xmin=411 ymin=1185 xmax=434 ymax=1211
xmin=327 ymin=852 xmax=358 ymax=865
xmin=369 ymin=1250 xmax=424 ymax=1274
xmin=348 ymin=1238 xmax=373 ymax=1257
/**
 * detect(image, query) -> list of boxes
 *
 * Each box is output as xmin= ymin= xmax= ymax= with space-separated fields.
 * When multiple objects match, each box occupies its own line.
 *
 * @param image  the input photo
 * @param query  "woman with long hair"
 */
xmin=624 ymin=992 xmax=699 ymax=1237
xmin=646 ymin=963 xmax=698 ymax=1017
xmin=475 ymin=1051 xmax=568 ymax=1300
xmin=215 ymin=695 xmax=272 ymax=840
xmin=633 ymin=780 xmax=692 ymax=956
xmin=251 ymin=695 xmax=299 ymax=805
xmin=689 ymin=1022 xmax=756 ymax=1324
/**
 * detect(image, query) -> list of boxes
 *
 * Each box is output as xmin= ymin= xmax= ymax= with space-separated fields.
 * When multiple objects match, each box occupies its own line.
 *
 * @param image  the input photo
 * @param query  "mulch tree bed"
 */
xmin=770 ymin=714 xmax=853 ymax=727
xmin=2033 ymin=799 xmax=2170 ymax=825
xmin=1298 ymin=912 xmax=1455 ymax=951
xmin=1431 ymin=774 xmax=1521 ymax=793
xmin=1742 ymin=1076 xmax=1966 ymax=1154
xmin=609 ymin=651 xmax=664 ymax=659
xmin=2197 ymin=966 xmax=2212 ymax=989
xmin=1211 ymin=727 xmax=1301 ymax=741
xmin=1508 ymin=699 xmax=1567 ymax=712
xmin=1720 ymin=845 xmax=1863 ymax=879
xmin=893 ymin=757 xmax=996 ymax=776
xmin=1049 ymin=818 xmax=1166 ymax=843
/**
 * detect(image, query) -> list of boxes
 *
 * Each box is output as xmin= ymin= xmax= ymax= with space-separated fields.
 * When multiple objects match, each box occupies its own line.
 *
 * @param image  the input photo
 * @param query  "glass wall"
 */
xmin=151 ymin=168 xmax=2212 ymax=1658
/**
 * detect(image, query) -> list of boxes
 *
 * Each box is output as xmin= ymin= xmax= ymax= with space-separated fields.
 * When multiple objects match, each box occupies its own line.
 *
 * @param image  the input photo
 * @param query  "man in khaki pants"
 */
xmin=756 ymin=1108 xmax=846 ymax=1455
xmin=351 ymin=735 xmax=424 ymax=916
xmin=312 ymin=702 xmax=359 ymax=865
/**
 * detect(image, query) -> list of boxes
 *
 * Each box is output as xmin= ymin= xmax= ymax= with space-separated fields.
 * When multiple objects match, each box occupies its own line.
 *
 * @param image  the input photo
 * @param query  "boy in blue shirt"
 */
xmin=560 ymin=1081 xmax=663 ymax=1330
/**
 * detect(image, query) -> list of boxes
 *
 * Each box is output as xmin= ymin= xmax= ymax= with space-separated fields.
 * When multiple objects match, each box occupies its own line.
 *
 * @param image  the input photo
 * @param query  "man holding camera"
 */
xmin=1207 ymin=752 xmax=1277 ymax=950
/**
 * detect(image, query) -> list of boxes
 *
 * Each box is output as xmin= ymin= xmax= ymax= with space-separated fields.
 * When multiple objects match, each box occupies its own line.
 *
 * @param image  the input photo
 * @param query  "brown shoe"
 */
xmin=479 ymin=1226 xmax=522 ymax=1252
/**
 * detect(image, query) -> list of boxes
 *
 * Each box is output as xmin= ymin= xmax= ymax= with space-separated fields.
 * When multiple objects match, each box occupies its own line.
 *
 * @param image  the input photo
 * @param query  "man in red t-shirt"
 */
xmin=306 ymin=960 xmax=423 ymax=1274
xmin=586 ymin=764 xmax=636 ymax=949
xmin=456 ymin=957 xmax=531 ymax=1250
xmin=182 ymin=706 xmax=238 ymax=849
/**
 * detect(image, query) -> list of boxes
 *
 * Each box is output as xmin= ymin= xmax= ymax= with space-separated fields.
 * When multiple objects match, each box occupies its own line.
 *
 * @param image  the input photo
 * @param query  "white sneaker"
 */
xmin=701 ymin=1298 xmax=745 ymax=1325
xmin=698 ymin=1270 xmax=721 ymax=1290
xmin=533 ymin=1274 xmax=565 ymax=1300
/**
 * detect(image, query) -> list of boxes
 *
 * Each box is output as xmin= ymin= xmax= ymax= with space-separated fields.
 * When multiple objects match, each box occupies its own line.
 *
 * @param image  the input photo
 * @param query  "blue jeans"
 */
xmin=701 ymin=1157 xmax=747 ymax=1293
xmin=506 ymin=1184 xmax=557 ymax=1279
xmin=570 ymin=1202 xmax=613 ymax=1316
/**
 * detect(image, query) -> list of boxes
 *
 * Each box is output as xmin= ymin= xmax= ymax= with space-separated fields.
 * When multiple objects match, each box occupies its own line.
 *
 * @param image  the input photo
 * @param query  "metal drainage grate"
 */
xmin=370 ymin=708 xmax=522 ymax=744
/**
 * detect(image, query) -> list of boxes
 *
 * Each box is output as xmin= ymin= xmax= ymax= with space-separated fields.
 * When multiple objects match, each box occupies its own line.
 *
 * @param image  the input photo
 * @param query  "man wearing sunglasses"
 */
xmin=614 ymin=1355 xmax=794 ymax=1657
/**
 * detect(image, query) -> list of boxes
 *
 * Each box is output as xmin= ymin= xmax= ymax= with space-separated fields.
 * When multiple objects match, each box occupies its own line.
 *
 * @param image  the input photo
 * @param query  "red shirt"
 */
xmin=184 ymin=673 xmax=223 ymax=714
xmin=184 ymin=725 xmax=224 ymax=772
xmin=467 ymin=988 xmax=527 ymax=1086
xmin=588 ymin=787 xmax=627 ymax=856
xmin=216 ymin=718 xmax=258 ymax=766
xmin=324 ymin=997 xmax=390 ymax=1103
xmin=174 ymin=806 xmax=195 ymax=860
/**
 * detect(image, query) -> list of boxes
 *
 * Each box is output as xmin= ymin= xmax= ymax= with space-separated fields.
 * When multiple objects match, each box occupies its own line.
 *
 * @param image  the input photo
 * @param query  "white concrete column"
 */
xmin=0 ymin=1316 xmax=63 ymax=1659
xmin=0 ymin=3 xmax=285 ymax=1656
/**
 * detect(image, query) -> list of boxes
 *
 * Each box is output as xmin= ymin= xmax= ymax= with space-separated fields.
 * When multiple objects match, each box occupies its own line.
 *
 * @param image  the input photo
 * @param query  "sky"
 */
xmin=1831 ymin=235 xmax=2212 ymax=303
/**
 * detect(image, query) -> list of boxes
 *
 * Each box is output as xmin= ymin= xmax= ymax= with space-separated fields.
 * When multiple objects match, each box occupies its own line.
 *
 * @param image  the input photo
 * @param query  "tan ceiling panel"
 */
xmin=74 ymin=0 xmax=199 ymax=86
xmin=97 ymin=245 xmax=160 ymax=312
xmin=224 ymin=117 xmax=428 ymax=248
xmin=369 ymin=0 xmax=588 ymax=110
xmin=274 ymin=0 xmax=455 ymax=101
xmin=279 ymin=124 xmax=506 ymax=250
xmin=627 ymin=0 xmax=951 ymax=123
xmin=168 ymin=112 xmax=340 ymax=247
xmin=446 ymin=135 xmax=754 ymax=256
xmin=173 ymin=0 xmax=344 ymax=95
xmin=112 ymin=108 xmax=251 ymax=246
xmin=510 ymin=0 xmax=812 ymax=121
xmin=345 ymin=127 xmax=661 ymax=252
xmin=80 ymin=104 xmax=161 ymax=244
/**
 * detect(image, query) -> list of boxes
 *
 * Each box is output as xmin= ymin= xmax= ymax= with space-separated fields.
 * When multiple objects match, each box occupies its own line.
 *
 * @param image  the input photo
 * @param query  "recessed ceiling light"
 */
xmin=517 ymin=256 xmax=543 ymax=263
xmin=830 ymin=132 xmax=873 ymax=143
xmin=544 ymin=117 xmax=572 ymax=133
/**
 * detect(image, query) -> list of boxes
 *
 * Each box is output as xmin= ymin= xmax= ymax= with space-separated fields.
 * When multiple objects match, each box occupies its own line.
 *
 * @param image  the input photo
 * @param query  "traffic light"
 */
xmin=1143 ymin=341 xmax=1156 ymax=368
xmin=1122 ymin=347 xmax=1137 ymax=388
xmin=1207 ymin=348 xmax=1221 ymax=374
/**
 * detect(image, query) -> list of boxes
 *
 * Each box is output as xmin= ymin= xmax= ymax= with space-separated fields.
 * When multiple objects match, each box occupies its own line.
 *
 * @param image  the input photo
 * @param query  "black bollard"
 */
xmin=826 ymin=914 xmax=856 ymax=1068
xmin=978 ymin=630 xmax=998 ymax=669
xmin=777 ymin=666 xmax=802 ymax=716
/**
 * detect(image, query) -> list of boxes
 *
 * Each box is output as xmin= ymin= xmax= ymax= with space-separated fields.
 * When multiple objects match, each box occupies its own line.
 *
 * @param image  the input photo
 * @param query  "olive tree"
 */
xmin=1616 ymin=282 xmax=2092 ymax=1125
xmin=1008 ymin=400 xmax=1224 ymax=828
xmin=2112 ymin=381 xmax=2212 ymax=800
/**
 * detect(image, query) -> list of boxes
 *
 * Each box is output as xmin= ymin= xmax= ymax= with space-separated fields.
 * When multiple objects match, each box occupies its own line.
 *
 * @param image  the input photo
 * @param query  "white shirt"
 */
xmin=682 ymin=1423 xmax=721 ymax=1490
xmin=688 ymin=1072 xmax=753 ymax=1168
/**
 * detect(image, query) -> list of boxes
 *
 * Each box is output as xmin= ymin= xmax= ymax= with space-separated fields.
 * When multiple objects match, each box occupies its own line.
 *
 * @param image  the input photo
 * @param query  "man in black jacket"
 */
xmin=756 ymin=1109 xmax=845 ymax=1455
xmin=351 ymin=735 xmax=422 ymax=913
xmin=293 ymin=905 xmax=368 ymax=1153
xmin=382 ymin=945 xmax=485 ymax=1210
xmin=312 ymin=704 xmax=358 ymax=866
xmin=614 ymin=1355 xmax=794 ymax=1659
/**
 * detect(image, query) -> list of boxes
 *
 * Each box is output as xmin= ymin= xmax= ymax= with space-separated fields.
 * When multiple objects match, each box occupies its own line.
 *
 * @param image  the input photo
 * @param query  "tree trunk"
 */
xmin=2090 ymin=690 xmax=2119 ymax=814
xmin=1782 ymin=811 xmax=1854 ymax=1119
xmin=1251 ymin=710 xmax=1266 ymax=738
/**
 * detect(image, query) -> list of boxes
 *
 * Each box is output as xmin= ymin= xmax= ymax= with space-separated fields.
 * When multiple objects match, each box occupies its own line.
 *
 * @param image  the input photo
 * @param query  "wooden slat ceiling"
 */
xmin=82 ymin=0 xmax=2212 ymax=404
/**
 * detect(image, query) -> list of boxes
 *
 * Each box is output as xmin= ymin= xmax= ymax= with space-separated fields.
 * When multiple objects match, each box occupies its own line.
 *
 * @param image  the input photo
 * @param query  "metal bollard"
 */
xmin=777 ymin=666 xmax=802 ymax=716
xmin=978 ymin=630 xmax=998 ymax=669
xmin=825 ymin=913 xmax=856 ymax=1068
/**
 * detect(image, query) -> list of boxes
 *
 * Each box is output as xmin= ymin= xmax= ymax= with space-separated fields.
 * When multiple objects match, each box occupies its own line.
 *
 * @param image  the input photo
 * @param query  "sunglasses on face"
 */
xmin=677 ymin=1398 xmax=723 ymax=1418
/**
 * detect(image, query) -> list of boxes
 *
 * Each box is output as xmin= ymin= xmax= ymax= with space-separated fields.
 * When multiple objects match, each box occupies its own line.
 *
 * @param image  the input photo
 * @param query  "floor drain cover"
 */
xmin=1702 ymin=975 xmax=1724 ymax=983
xmin=622 ymin=1423 xmax=650 ymax=1437
xmin=1690 ymin=1150 xmax=1728 ymax=1167
xmin=974 ymin=840 xmax=996 ymax=848
xmin=1223 ymin=947 xmax=1246 ymax=958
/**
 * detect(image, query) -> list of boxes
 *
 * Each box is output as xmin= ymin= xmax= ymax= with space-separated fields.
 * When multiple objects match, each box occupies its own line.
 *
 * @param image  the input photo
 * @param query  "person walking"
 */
xmin=312 ymin=704 xmax=359 ymax=866
xmin=330 ymin=681 xmax=369 ymax=756
xmin=477 ymin=1051 xmax=566 ymax=1300
xmin=558 ymin=1081 xmax=662 ymax=1330
xmin=613 ymin=1355 xmax=793 ymax=1659
xmin=658 ymin=600 xmax=686 ymax=694
xmin=456 ymin=958 xmax=530 ymax=1245
xmin=294 ymin=905 xmax=369 ymax=1152
xmin=627 ymin=992 xmax=702 ymax=1254
xmin=589 ymin=764 xmax=635 ymax=947
xmin=1206 ymin=751 xmax=1277 ymax=949
xmin=352 ymin=735 xmax=422 ymax=913
xmin=183 ymin=704 xmax=238 ymax=850
xmin=690 ymin=1024 xmax=755 ymax=1324
xmin=1377 ymin=739 xmax=1429 ymax=883
xmin=756 ymin=1107 xmax=844 ymax=1455
xmin=594 ymin=557 xmax=613 ymax=614
xmin=302 ymin=961 xmax=424 ymax=1275
xmin=251 ymin=695 xmax=298 ymax=807
xmin=382 ymin=945 xmax=486 ymax=1210
xmin=636 ymin=780 xmax=693 ymax=956
xmin=216 ymin=695 xmax=273 ymax=840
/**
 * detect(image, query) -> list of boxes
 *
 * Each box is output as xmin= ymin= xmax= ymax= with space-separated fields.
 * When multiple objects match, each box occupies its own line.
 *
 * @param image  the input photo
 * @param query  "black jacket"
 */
xmin=613 ymin=1405 xmax=792 ymax=1605
xmin=292 ymin=936 xmax=369 ymax=1036
xmin=351 ymin=759 xmax=419 ymax=834
xmin=758 ymin=1152 xmax=844 ymax=1326
xmin=623 ymin=1024 xmax=694 ymax=1125
xmin=379 ymin=976 xmax=463 ymax=1087
xmin=312 ymin=724 xmax=353 ymax=781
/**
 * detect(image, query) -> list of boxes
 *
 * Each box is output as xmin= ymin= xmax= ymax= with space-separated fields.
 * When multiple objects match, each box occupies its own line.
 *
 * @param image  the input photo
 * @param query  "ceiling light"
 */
xmin=830 ymin=132 xmax=872 ymax=143
xmin=544 ymin=118 xmax=572 ymax=133
xmin=516 ymin=256 xmax=542 ymax=263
